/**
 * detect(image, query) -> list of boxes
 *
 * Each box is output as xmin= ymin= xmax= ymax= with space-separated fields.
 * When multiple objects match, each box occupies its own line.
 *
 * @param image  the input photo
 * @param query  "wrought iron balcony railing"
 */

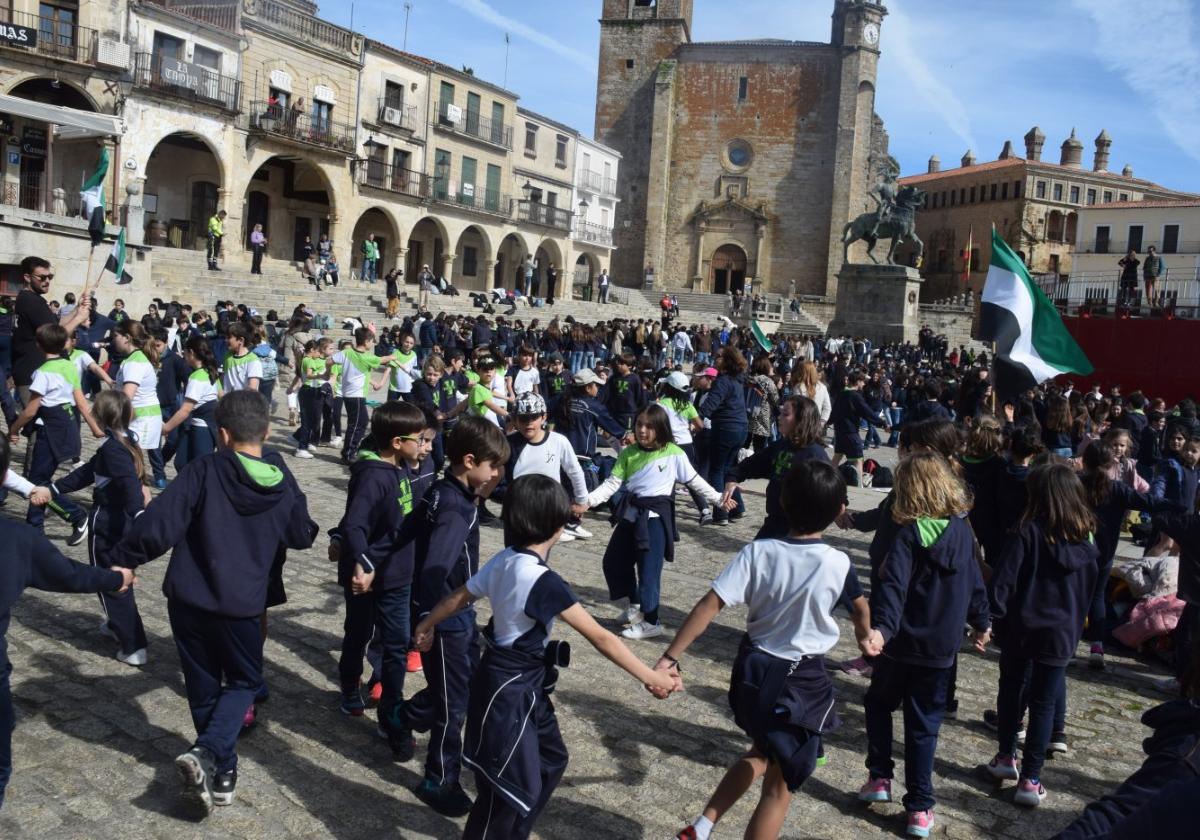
xmin=134 ymin=52 xmax=241 ymax=112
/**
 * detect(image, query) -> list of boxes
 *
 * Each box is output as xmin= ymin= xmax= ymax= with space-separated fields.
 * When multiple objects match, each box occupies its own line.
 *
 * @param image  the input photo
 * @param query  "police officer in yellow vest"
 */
xmin=207 ymin=210 xmax=227 ymax=271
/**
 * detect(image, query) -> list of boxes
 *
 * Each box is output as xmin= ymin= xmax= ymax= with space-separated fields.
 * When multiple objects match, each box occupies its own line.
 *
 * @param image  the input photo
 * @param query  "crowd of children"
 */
xmin=1 ymin=262 xmax=1198 ymax=839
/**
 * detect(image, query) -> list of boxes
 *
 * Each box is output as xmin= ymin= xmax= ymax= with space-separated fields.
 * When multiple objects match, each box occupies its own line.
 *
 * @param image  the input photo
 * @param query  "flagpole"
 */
xmin=83 ymin=245 xmax=98 ymax=299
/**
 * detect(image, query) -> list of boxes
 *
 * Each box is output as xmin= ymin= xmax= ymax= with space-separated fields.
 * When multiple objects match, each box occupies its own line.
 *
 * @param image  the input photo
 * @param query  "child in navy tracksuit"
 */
xmin=7 ymin=323 xmax=102 ymax=541
xmin=1149 ymin=431 xmax=1199 ymax=556
xmin=830 ymin=370 xmax=889 ymax=485
xmin=51 ymin=391 xmax=147 ymax=666
xmin=397 ymin=415 xmax=510 ymax=816
xmin=108 ymin=391 xmax=318 ymax=815
xmin=413 ymin=474 xmax=675 ymax=839
xmin=661 ymin=461 xmax=872 ymax=840
xmin=727 ymin=394 xmax=831 ymax=539
xmin=985 ymin=463 xmax=1099 ymax=809
xmin=605 ymin=353 xmax=645 ymax=433
xmin=1156 ymin=497 xmax=1200 ymax=689
xmin=858 ymin=452 xmax=990 ymax=838
xmin=960 ymin=416 xmax=1007 ymax=564
xmin=331 ymin=401 xmax=428 ymax=736
xmin=0 ymin=437 xmax=134 ymax=810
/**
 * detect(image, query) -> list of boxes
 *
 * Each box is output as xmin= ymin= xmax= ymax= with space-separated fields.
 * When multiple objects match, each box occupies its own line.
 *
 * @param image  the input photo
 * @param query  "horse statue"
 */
xmin=842 ymin=184 xmax=926 ymax=266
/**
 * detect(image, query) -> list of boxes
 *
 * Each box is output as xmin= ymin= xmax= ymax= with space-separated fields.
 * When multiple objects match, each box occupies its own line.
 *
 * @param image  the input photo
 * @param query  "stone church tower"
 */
xmin=595 ymin=0 xmax=888 ymax=297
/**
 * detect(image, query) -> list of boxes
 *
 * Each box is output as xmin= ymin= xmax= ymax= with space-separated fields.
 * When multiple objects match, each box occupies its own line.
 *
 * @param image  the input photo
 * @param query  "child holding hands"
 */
xmin=412 ymin=474 xmax=675 ymax=839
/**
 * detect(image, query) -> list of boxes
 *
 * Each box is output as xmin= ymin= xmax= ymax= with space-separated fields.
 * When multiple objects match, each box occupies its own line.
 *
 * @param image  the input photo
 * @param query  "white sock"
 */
xmin=692 ymin=816 xmax=714 ymax=840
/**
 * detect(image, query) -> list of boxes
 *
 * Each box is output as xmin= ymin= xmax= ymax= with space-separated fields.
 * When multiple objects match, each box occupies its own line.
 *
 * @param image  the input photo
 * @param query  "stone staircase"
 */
xmin=144 ymin=247 xmax=693 ymax=330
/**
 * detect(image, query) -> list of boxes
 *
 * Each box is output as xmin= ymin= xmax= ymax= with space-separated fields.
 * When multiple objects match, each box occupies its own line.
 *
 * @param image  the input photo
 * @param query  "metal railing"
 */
xmin=517 ymin=199 xmax=572 ymax=230
xmin=358 ymin=160 xmax=430 ymax=199
xmin=431 ymin=182 xmax=510 ymax=215
xmin=434 ymin=100 xmax=513 ymax=149
xmin=248 ymin=0 xmax=353 ymax=52
xmin=1 ymin=11 xmax=98 ymax=65
xmin=141 ymin=0 xmax=238 ymax=33
xmin=134 ymin=52 xmax=241 ymax=112
xmin=578 ymin=169 xmax=618 ymax=196
xmin=1035 ymin=272 xmax=1200 ymax=316
xmin=375 ymin=97 xmax=419 ymax=131
xmin=573 ymin=219 xmax=614 ymax=246
xmin=1077 ymin=239 xmax=1200 ymax=256
xmin=247 ymin=101 xmax=356 ymax=154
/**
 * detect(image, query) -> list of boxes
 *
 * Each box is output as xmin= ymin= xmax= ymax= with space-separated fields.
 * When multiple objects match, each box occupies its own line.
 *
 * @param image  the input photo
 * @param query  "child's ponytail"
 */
xmin=92 ymin=390 xmax=146 ymax=482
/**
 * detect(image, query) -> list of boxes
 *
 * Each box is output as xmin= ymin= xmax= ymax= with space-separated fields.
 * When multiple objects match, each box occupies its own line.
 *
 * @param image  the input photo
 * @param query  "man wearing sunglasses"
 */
xmin=12 ymin=256 xmax=92 ymax=409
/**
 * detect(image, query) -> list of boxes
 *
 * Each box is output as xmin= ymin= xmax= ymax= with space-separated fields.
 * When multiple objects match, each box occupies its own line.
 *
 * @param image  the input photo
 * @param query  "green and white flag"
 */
xmin=750 ymin=319 xmax=773 ymax=353
xmin=978 ymin=228 xmax=1091 ymax=399
xmin=105 ymin=228 xmax=132 ymax=284
xmin=80 ymin=147 xmax=108 ymax=246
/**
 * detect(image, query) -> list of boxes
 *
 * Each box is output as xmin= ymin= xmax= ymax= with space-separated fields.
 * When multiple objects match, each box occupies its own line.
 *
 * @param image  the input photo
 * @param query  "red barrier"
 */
xmin=1057 ymin=316 xmax=1200 ymax=403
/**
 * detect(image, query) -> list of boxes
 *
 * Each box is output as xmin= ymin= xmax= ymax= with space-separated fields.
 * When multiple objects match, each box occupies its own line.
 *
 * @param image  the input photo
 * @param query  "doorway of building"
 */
xmin=246 ymin=191 xmax=269 ymax=249
xmin=711 ymin=244 xmax=747 ymax=295
xmin=293 ymin=217 xmax=312 ymax=261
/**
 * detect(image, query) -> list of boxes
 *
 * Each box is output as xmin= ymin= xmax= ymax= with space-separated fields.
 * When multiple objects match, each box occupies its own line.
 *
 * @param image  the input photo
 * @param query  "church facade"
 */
xmin=595 ymin=0 xmax=890 ymax=297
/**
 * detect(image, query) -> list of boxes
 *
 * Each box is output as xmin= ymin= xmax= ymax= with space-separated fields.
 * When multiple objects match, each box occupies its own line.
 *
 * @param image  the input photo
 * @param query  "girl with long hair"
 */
xmin=113 ymin=321 xmax=163 ymax=464
xmin=161 ymin=336 xmax=221 ymax=470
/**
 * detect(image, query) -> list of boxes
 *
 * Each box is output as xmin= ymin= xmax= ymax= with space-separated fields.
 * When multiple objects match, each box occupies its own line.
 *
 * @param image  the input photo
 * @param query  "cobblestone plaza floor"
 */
xmin=0 ymin=417 xmax=1174 ymax=839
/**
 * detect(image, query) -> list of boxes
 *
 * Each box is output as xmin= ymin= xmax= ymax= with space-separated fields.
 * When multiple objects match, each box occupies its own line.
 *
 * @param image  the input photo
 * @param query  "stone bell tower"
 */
xmin=595 ymin=1 xmax=692 ymax=286
xmin=826 ymin=0 xmax=888 ymax=294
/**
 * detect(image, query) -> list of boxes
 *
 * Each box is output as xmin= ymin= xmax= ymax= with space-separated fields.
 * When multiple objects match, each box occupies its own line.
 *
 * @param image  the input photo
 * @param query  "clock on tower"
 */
xmin=863 ymin=21 xmax=880 ymax=46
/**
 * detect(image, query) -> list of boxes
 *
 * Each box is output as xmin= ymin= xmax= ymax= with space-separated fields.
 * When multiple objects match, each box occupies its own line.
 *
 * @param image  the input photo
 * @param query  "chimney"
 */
xmin=998 ymin=140 xmax=1015 ymax=160
xmin=1093 ymin=129 xmax=1112 ymax=172
xmin=1060 ymin=128 xmax=1084 ymax=168
xmin=1024 ymin=125 xmax=1045 ymax=161
xmin=961 ymin=149 xmax=976 ymax=168
xmin=927 ymin=154 xmax=940 ymax=174
xmin=1122 ymin=164 xmax=1134 ymax=178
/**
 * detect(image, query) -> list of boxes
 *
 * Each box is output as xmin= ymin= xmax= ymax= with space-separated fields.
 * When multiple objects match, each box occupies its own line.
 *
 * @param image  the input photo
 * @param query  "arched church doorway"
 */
xmin=711 ymin=244 xmax=747 ymax=295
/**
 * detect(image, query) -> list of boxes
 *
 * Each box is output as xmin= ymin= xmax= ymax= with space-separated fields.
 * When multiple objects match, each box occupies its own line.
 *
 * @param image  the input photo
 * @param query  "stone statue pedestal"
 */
xmin=829 ymin=264 xmax=923 ymax=345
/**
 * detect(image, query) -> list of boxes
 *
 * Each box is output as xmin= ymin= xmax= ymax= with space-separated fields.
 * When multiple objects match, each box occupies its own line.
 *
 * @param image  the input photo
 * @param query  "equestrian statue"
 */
xmin=842 ymin=164 xmax=926 ymax=267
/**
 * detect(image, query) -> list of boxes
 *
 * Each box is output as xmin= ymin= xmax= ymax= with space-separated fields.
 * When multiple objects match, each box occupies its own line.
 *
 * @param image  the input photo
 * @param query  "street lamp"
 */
xmin=521 ymin=179 xmax=533 ymax=201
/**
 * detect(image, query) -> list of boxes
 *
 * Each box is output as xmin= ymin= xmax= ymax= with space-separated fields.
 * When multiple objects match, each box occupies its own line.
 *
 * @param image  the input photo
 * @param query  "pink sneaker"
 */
xmin=675 ymin=829 xmax=698 ymax=840
xmin=1014 ymin=778 xmax=1047 ymax=807
xmin=986 ymin=753 xmax=1019 ymax=780
xmin=241 ymin=703 xmax=257 ymax=730
xmin=839 ymin=656 xmax=874 ymax=678
xmin=906 ymin=809 xmax=934 ymax=838
xmin=407 ymin=650 xmax=424 ymax=673
xmin=858 ymin=776 xmax=892 ymax=802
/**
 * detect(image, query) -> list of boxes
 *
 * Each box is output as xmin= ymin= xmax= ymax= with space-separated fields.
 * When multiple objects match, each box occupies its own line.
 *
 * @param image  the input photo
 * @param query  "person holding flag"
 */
xmin=977 ymin=228 xmax=1093 ymax=405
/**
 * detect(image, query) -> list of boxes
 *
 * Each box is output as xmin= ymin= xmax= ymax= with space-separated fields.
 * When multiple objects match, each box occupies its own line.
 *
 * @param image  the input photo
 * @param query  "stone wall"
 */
xmin=917 ymin=295 xmax=987 ymax=352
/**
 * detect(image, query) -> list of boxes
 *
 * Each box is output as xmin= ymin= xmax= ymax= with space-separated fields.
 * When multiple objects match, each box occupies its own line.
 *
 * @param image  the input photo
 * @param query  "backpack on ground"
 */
xmin=863 ymin=458 xmax=893 ymax=488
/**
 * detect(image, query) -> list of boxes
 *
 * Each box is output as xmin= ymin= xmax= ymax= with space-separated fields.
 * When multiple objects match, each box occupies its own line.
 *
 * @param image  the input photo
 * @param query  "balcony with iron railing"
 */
xmin=0 ymin=10 xmax=99 ymax=65
xmin=434 ymin=101 xmax=513 ymax=150
xmin=373 ymin=97 xmax=420 ymax=132
xmin=430 ymin=179 xmax=511 ymax=217
xmin=517 ymin=200 xmax=573 ymax=231
xmin=141 ymin=0 xmax=239 ymax=34
xmin=357 ymin=160 xmax=430 ymax=200
xmin=247 ymin=101 xmax=356 ymax=154
xmin=1035 ymin=271 xmax=1200 ymax=317
xmin=573 ymin=219 xmax=614 ymax=247
xmin=1077 ymin=238 xmax=1200 ymax=255
xmin=246 ymin=0 xmax=354 ymax=53
xmin=134 ymin=52 xmax=241 ymax=112
xmin=578 ymin=169 xmax=618 ymax=197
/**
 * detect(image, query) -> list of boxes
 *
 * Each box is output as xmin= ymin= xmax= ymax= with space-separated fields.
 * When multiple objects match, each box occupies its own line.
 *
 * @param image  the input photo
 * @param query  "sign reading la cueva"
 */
xmin=0 ymin=21 xmax=38 ymax=47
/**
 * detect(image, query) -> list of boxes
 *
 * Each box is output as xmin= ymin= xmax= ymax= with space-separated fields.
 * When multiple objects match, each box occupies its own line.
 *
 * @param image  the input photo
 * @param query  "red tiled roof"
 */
xmin=900 ymin=158 xmax=1029 ymax=185
xmin=1090 ymin=198 xmax=1200 ymax=210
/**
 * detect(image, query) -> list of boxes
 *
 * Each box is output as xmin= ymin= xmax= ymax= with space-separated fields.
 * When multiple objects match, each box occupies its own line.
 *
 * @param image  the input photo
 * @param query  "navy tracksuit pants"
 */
xmin=90 ymin=508 xmax=147 ymax=656
xmin=997 ymin=648 xmax=1067 ymax=782
xmin=168 ymin=600 xmax=262 ymax=774
xmin=864 ymin=656 xmax=951 ymax=812
xmin=401 ymin=625 xmax=479 ymax=785
xmin=0 ymin=669 xmax=12 ymax=810
xmin=338 ymin=584 xmax=410 ymax=723
xmin=462 ymin=700 xmax=568 ymax=839
xmin=341 ymin=398 xmax=369 ymax=461
xmin=25 ymin=428 xmax=85 ymax=530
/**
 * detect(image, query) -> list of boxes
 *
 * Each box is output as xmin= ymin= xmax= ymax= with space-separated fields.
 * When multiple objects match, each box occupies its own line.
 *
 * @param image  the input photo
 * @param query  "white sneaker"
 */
xmin=117 ymin=648 xmax=147 ymax=667
xmin=621 ymin=603 xmax=643 ymax=625
xmin=565 ymin=522 xmax=592 ymax=539
xmin=294 ymin=448 xmax=314 ymax=459
xmin=330 ymin=435 xmax=344 ymax=446
xmin=621 ymin=620 xmax=663 ymax=640
xmin=558 ymin=530 xmax=576 ymax=542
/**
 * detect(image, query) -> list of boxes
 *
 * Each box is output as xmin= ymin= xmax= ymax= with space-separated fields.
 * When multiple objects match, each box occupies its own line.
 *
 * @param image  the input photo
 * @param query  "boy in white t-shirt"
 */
xmin=221 ymin=322 xmax=263 ymax=393
xmin=654 ymin=460 xmax=873 ymax=840
xmin=505 ymin=346 xmax=541 ymax=404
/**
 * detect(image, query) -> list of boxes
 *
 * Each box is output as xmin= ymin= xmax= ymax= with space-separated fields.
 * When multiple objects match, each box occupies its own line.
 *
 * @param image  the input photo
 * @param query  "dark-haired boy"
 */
xmin=540 ymin=352 xmax=568 ymax=418
xmin=395 ymin=415 xmax=510 ymax=815
xmin=8 ymin=323 xmax=102 ymax=539
xmin=830 ymin=370 xmax=890 ymax=486
xmin=331 ymin=327 xmax=398 ymax=463
xmin=605 ymin=353 xmax=644 ymax=434
xmin=109 ymin=390 xmax=318 ymax=814
xmin=333 ymin=401 xmax=429 ymax=731
xmin=656 ymin=461 xmax=872 ymax=840
xmin=221 ymin=322 xmax=262 ymax=393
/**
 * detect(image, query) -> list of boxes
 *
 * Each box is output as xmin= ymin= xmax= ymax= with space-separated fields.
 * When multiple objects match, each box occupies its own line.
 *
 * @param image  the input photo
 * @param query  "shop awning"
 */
xmin=0 ymin=93 xmax=123 ymax=140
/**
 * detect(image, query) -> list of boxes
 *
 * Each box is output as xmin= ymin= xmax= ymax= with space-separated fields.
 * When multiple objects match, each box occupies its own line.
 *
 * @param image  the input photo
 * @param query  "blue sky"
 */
xmin=325 ymin=0 xmax=1200 ymax=193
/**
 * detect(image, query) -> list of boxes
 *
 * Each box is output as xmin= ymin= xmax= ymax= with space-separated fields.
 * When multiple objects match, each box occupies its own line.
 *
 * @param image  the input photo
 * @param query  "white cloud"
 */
xmin=445 ymin=0 xmax=593 ymax=72
xmin=1070 ymin=0 xmax=1200 ymax=165
xmin=883 ymin=1 xmax=976 ymax=154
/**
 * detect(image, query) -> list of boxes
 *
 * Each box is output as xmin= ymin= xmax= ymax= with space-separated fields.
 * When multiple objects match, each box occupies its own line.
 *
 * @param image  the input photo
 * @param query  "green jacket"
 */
xmin=361 ymin=240 xmax=379 ymax=260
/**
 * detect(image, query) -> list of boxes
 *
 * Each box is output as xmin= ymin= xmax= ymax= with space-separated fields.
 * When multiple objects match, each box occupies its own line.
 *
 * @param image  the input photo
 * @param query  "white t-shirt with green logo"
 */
xmin=30 ymin=358 xmax=80 ymax=409
xmin=333 ymin=348 xmax=386 ymax=398
xmin=586 ymin=442 xmax=722 ymax=514
xmin=657 ymin=397 xmax=699 ymax=446
xmin=184 ymin=369 xmax=219 ymax=427
xmin=222 ymin=351 xmax=263 ymax=392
